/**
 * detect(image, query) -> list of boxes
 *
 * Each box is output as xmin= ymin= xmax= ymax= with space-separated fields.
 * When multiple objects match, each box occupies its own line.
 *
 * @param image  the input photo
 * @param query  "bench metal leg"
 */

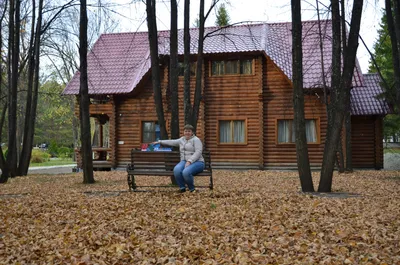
xmin=209 ymin=174 xmax=213 ymax=190
xmin=127 ymin=174 xmax=137 ymax=191
xmin=132 ymin=175 xmax=136 ymax=190
xmin=127 ymin=174 xmax=132 ymax=191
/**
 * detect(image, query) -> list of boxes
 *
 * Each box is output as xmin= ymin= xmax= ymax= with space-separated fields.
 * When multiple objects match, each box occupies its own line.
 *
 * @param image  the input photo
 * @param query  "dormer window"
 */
xmin=211 ymin=59 xmax=253 ymax=76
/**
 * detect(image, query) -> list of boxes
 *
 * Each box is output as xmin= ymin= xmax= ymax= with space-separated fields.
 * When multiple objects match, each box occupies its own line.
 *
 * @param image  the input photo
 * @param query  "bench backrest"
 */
xmin=202 ymin=151 xmax=212 ymax=172
xmin=130 ymin=150 xmax=211 ymax=172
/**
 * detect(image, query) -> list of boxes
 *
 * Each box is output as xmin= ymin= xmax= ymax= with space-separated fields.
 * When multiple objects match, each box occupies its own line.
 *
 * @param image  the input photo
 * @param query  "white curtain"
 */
xmin=241 ymin=60 xmax=252 ymax=74
xmin=212 ymin=61 xmax=224 ymax=75
xmin=278 ymin=119 xmax=316 ymax=143
xmin=225 ymin=60 xmax=238 ymax=74
xmin=219 ymin=121 xmax=231 ymax=143
xmin=103 ymin=122 xmax=110 ymax=147
xmin=143 ymin=122 xmax=155 ymax=143
xmin=92 ymin=122 xmax=100 ymax=147
xmin=220 ymin=120 xmax=245 ymax=143
xmin=278 ymin=120 xmax=290 ymax=143
xmin=305 ymin=120 xmax=317 ymax=143
xmin=233 ymin=121 xmax=245 ymax=143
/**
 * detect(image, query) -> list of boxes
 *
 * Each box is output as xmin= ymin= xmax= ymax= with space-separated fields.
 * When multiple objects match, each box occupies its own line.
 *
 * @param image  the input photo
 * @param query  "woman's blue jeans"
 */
xmin=173 ymin=160 xmax=205 ymax=191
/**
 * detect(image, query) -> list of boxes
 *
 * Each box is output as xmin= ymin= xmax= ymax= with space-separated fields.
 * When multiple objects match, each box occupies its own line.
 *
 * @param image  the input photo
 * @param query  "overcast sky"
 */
xmin=114 ymin=0 xmax=386 ymax=73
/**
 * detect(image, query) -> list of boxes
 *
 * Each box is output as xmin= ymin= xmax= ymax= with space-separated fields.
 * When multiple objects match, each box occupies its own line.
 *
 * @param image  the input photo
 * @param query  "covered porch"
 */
xmin=75 ymin=97 xmax=117 ymax=170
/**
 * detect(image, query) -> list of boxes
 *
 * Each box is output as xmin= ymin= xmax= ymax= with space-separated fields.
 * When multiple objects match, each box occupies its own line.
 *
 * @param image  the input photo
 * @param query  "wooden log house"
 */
xmin=63 ymin=20 xmax=391 ymax=170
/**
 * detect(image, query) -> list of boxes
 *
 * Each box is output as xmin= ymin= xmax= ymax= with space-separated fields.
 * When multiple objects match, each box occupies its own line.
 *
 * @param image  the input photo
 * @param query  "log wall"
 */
xmin=263 ymin=58 xmax=327 ymax=168
xmin=115 ymin=76 xmax=160 ymax=166
xmin=114 ymin=66 xmax=205 ymax=167
xmin=351 ymin=116 xmax=383 ymax=169
xmin=203 ymin=55 xmax=262 ymax=168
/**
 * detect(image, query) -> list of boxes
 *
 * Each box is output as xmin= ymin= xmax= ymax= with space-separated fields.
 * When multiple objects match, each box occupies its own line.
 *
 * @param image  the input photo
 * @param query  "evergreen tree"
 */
xmin=368 ymin=12 xmax=395 ymax=95
xmin=215 ymin=4 xmax=230 ymax=26
xmin=193 ymin=17 xmax=200 ymax=27
xmin=369 ymin=11 xmax=400 ymax=142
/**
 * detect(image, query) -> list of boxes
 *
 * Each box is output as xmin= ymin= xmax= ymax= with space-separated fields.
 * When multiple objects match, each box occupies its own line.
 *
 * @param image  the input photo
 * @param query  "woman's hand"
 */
xmin=185 ymin=161 xmax=191 ymax=168
xmin=150 ymin=141 xmax=159 ymax=145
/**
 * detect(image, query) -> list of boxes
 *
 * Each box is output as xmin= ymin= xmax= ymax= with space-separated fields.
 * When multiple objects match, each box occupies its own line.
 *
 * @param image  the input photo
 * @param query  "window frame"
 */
xmin=217 ymin=118 xmax=248 ymax=145
xmin=140 ymin=120 xmax=159 ymax=144
xmin=275 ymin=118 xmax=320 ymax=145
xmin=210 ymin=59 xmax=255 ymax=77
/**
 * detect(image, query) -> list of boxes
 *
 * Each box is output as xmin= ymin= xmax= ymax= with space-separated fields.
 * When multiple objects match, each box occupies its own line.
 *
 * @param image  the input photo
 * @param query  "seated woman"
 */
xmin=154 ymin=124 xmax=204 ymax=192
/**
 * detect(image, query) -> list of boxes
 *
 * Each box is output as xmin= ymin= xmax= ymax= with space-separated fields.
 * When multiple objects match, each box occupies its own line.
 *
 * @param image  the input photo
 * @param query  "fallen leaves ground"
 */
xmin=0 ymin=170 xmax=399 ymax=264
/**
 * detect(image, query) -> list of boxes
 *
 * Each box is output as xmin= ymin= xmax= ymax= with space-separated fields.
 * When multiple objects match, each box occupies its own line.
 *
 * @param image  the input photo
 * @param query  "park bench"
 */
xmin=127 ymin=150 xmax=213 ymax=191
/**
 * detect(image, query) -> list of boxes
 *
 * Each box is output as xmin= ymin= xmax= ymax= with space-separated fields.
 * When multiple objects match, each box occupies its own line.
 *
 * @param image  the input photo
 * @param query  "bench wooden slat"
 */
xmin=127 ymin=170 xmax=212 ymax=176
xmin=127 ymin=150 xmax=213 ymax=191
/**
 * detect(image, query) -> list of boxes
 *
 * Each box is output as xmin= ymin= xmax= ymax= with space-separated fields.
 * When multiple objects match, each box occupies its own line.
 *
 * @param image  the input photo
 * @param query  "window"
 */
xmin=219 ymin=120 xmax=246 ymax=144
xmin=225 ymin=60 xmax=238 ymax=74
xmin=90 ymin=115 xmax=110 ymax=148
xmin=178 ymin=62 xmax=196 ymax=76
xmin=240 ymin=59 xmax=253 ymax=74
xmin=277 ymin=119 xmax=318 ymax=143
xmin=142 ymin=121 xmax=160 ymax=143
xmin=211 ymin=59 xmax=253 ymax=76
xmin=212 ymin=61 xmax=225 ymax=75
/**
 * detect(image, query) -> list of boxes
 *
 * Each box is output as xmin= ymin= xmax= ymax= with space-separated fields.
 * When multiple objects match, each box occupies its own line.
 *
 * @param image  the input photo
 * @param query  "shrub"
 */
xmin=58 ymin=146 xmax=73 ymax=159
xmin=31 ymin=149 xmax=51 ymax=163
xmin=48 ymin=141 xmax=59 ymax=157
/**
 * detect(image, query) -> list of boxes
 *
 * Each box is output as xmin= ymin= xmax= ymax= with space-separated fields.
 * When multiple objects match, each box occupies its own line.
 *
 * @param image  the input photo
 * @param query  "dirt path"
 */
xmin=383 ymin=152 xmax=400 ymax=170
xmin=27 ymin=165 xmax=76 ymax=175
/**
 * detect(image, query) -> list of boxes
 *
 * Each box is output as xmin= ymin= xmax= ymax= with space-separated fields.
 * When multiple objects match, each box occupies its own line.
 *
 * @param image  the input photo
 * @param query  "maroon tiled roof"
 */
xmin=351 ymin=73 xmax=391 ymax=115
xmin=63 ymin=20 xmax=364 ymax=95
xmin=64 ymin=32 xmax=153 ymax=95
xmin=266 ymin=21 xmax=364 ymax=88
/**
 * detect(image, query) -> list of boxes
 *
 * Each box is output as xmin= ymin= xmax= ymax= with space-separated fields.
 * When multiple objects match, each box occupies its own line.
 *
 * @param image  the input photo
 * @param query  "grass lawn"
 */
xmin=0 ymin=170 xmax=399 ymax=264
xmin=30 ymin=158 xmax=75 ymax=167
xmin=384 ymin=147 xmax=400 ymax=154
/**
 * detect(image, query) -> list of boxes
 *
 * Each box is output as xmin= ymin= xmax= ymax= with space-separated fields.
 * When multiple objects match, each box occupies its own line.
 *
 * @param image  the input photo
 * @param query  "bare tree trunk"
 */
xmin=393 ymin=0 xmax=400 ymax=109
xmin=0 ymin=0 xmax=6 ymax=101
xmin=183 ymin=0 xmax=192 ymax=125
xmin=191 ymin=0 xmax=218 ymax=130
xmin=170 ymin=0 xmax=179 ymax=139
xmin=0 ymin=0 xmax=7 ymax=172
xmin=25 ymin=0 xmax=43 ymax=173
xmin=72 ymin=97 xmax=79 ymax=161
xmin=345 ymin=110 xmax=352 ymax=171
xmin=1 ymin=0 xmax=20 ymax=182
xmin=0 ymin=103 xmax=7 ymax=170
xmin=339 ymin=1 xmax=346 ymax=173
xmin=79 ymin=0 xmax=94 ymax=184
xmin=18 ymin=0 xmax=36 ymax=176
xmin=191 ymin=0 xmax=205 ymax=132
xmin=340 ymin=0 xmax=352 ymax=172
xmin=387 ymin=0 xmax=400 ymax=112
xmin=318 ymin=0 xmax=341 ymax=192
xmin=168 ymin=3 xmax=179 ymax=185
xmin=18 ymin=0 xmax=43 ymax=176
xmin=319 ymin=0 xmax=363 ymax=192
xmin=291 ymin=0 xmax=314 ymax=192
xmin=337 ymin=135 xmax=345 ymax=173
xmin=316 ymin=0 xmax=328 ymax=106
xmin=146 ymin=0 xmax=168 ymax=139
